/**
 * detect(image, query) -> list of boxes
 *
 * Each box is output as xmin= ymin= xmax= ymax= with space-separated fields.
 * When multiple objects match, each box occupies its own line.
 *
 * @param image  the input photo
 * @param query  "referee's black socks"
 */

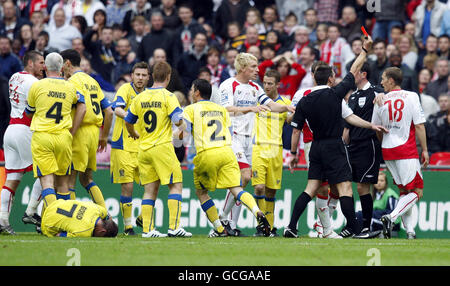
xmin=359 ymin=194 xmax=373 ymax=231
xmin=288 ymin=192 xmax=312 ymax=231
xmin=339 ymin=196 xmax=358 ymax=233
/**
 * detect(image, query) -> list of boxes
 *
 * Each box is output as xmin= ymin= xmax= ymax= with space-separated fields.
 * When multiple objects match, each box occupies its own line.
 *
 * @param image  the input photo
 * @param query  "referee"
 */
xmin=285 ymin=35 xmax=386 ymax=238
xmin=343 ymin=62 xmax=383 ymax=238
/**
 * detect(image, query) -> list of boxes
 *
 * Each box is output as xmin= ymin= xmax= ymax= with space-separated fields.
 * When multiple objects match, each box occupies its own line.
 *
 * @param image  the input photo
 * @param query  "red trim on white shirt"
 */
xmin=382 ymin=122 xmax=419 ymax=160
xmin=232 ymin=81 xmax=240 ymax=95
xmin=9 ymin=111 xmax=32 ymax=127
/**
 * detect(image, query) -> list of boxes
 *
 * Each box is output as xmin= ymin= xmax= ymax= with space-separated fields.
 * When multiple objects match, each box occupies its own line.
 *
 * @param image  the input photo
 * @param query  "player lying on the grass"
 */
xmin=176 ymin=79 xmax=271 ymax=237
xmin=110 ymin=62 xmax=150 ymax=236
xmin=286 ymin=35 xmax=388 ymax=239
xmin=25 ymin=52 xmax=86 ymax=215
xmin=1 ymin=51 xmax=45 ymax=235
xmin=372 ymin=67 xmax=429 ymax=239
xmin=252 ymin=69 xmax=291 ymax=237
xmin=61 ymin=49 xmax=113 ymax=208
xmin=125 ymin=61 xmax=191 ymax=238
xmin=41 ymin=199 xmax=118 ymax=237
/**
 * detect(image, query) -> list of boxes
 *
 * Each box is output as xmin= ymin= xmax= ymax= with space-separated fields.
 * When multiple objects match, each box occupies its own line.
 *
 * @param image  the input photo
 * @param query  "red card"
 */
xmin=361 ymin=26 xmax=369 ymax=37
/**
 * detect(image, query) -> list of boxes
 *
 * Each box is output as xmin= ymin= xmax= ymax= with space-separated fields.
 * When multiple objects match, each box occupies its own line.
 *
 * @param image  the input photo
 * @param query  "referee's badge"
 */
xmin=358 ymin=97 xmax=366 ymax=108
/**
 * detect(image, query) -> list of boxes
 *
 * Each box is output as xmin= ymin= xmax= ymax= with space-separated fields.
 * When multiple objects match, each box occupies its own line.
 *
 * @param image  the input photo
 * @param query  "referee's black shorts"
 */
xmin=347 ymin=138 xmax=382 ymax=184
xmin=308 ymin=138 xmax=352 ymax=185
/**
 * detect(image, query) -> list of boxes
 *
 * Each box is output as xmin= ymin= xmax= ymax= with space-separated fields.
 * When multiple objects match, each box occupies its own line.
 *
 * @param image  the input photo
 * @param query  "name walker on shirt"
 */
xmin=141 ymin=101 xmax=162 ymax=108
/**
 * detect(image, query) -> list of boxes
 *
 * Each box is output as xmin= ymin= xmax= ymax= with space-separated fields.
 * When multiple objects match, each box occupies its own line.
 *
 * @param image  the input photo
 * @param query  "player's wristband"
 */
xmin=290 ymin=151 xmax=297 ymax=155
xmin=362 ymin=47 xmax=368 ymax=54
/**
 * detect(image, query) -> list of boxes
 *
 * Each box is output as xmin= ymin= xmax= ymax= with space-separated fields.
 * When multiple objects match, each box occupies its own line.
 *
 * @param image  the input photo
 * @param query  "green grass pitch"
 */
xmin=1 ymin=233 xmax=449 ymax=266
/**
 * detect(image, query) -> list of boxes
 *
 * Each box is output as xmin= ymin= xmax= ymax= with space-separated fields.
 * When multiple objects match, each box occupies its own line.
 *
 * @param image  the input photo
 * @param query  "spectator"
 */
xmin=414 ymin=0 xmax=447 ymax=49
xmin=137 ymin=11 xmax=174 ymax=64
xmin=319 ymin=24 xmax=354 ymax=78
xmin=112 ymin=23 xmax=125 ymax=45
xmin=257 ymin=51 xmax=306 ymax=99
xmin=173 ymin=3 xmax=206 ymax=63
xmin=71 ymin=15 xmax=88 ymax=36
xmin=106 ymin=0 xmax=130 ymax=27
xmin=404 ymin=22 xmax=416 ymax=39
xmin=79 ymin=56 xmax=116 ymax=97
xmin=214 ymin=0 xmax=252 ymax=39
xmin=438 ymin=35 xmax=450 ymax=60
xmin=122 ymin=0 xmax=152 ymax=36
xmin=261 ymin=5 xmax=278 ymax=32
xmin=314 ymin=0 xmax=339 ymax=24
xmin=389 ymin=25 xmax=403 ymax=46
xmin=437 ymin=93 xmax=449 ymax=114
xmin=372 ymin=0 xmax=406 ymax=44
xmin=46 ymin=8 xmax=82 ymax=51
xmin=17 ymin=24 xmax=35 ymax=59
xmin=297 ymin=45 xmax=316 ymax=90
xmin=237 ymin=26 xmax=264 ymax=53
xmin=338 ymin=6 xmax=362 ymax=43
xmin=369 ymin=39 xmax=389 ymax=85
xmin=0 ymin=36 xmax=23 ymax=79
xmin=282 ymin=12 xmax=298 ymax=37
xmin=441 ymin=9 xmax=450 ymax=37
xmin=247 ymin=45 xmax=261 ymax=62
xmin=223 ymin=21 xmax=243 ymax=50
xmin=304 ymin=8 xmax=318 ymax=43
xmin=426 ymin=97 xmax=450 ymax=153
xmin=264 ymin=30 xmax=282 ymax=54
xmin=176 ymin=31 xmax=208 ymax=94
xmin=203 ymin=23 xmax=222 ymax=51
xmin=0 ymin=0 xmax=31 ymax=40
xmin=91 ymin=9 xmax=107 ymax=39
xmin=425 ymin=58 xmax=449 ymax=100
xmin=418 ymin=69 xmax=440 ymax=119
xmin=48 ymin=0 xmax=105 ymax=28
xmin=82 ymin=0 xmax=106 ymax=27
xmin=282 ymin=26 xmax=310 ymax=62
xmin=71 ymin=37 xmax=90 ymax=60
xmin=423 ymin=52 xmax=439 ymax=74
xmin=244 ymin=7 xmax=266 ymax=35
xmin=158 ymin=0 xmax=181 ymax=32
xmin=127 ymin=15 xmax=146 ymax=54
xmin=112 ymin=38 xmax=137 ymax=84
xmin=417 ymin=34 xmax=439 ymax=71
xmin=206 ymin=47 xmax=225 ymax=88
xmin=313 ymin=23 xmax=328 ymax=50
xmin=219 ymin=47 xmax=238 ymax=83
xmin=83 ymin=26 xmax=118 ymax=84
xmin=30 ymin=10 xmax=46 ymax=41
xmin=387 ymin=48 xmax=419 ymax=93
xmin=398 ymin=34 xmax=418 ymax=70
xmin=148 ymin=48 xmax=184 ymax=94
xmin=345 ymin=37 xmax=363 ymax=74
xmin=261 ymin=44 xmax=276 ymax=61
xmin=276 ymin=0 xmax=311 ymax=26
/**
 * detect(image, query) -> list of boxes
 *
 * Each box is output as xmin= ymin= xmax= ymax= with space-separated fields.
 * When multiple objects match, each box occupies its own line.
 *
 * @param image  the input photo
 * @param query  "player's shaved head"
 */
xmin=45 ymin=52 xmax=64 ymax=72
xmin=23 ymin=51 xmax=43 ymax=67
xmin=60 ymin=49 xmax=81 ymax=67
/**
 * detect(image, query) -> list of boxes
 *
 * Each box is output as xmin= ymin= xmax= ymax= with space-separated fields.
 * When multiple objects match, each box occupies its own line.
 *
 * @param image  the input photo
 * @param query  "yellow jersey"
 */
xmin=253 ymin=96 xmax=291 ymax=146
xmin=183 ymin=100 xmax=232 ymax=153
xmin=111 ymin=82 xmax=140 ymax=152
xmin=41 ymin=199 xmax=108 ymax=237
xmin=125 ymin=87 xmax=182 ymax=151
xmin=68 ymin=71 xmax=111 ymax=127
xmin=26 ymin=77 xmax=82 ymax=133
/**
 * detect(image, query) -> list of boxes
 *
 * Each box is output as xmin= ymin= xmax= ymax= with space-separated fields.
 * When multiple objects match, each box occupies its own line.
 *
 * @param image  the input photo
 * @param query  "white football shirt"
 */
xmin=9 ymin=71 xmax=38 ymax=125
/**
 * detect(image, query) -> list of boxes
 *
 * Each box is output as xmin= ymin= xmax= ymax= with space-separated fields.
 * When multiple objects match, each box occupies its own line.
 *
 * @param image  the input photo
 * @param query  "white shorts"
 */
xmin=231 ymin=133 xmax=253 ymax=169
xmin=304 ymin=141 xmax=312 ymax=169
xmin=3 ymin=124 xmax=33 ymax=173
xmin=385 ymin=158 xmax=423 ymax=190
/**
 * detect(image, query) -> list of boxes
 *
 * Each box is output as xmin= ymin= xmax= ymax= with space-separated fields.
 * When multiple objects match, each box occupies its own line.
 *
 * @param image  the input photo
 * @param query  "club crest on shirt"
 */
xmin=119 ymin=169 xmax=125 ymax=177
xmin=236 ymin=152 xmax=243 ymax=159
xmin=358 ymin=97 xmax=366 ymax=108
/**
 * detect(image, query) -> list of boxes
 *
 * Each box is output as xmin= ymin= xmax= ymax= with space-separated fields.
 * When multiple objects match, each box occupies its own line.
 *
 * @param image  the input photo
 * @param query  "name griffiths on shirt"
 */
xmin=47 ymin=91 xmax=66 ymax=99
xmin=200 ymin=111 xmax=223 ymax=117
xmin=178 ymin=270 xmax=271 ymax=283
xmin=141 ymin=101 xmax=162 ymax=108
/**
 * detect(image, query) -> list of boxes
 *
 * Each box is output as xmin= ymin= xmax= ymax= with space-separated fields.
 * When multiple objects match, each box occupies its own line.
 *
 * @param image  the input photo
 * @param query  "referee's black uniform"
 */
xmin=287 ymin=72 xmax=359 ymax=235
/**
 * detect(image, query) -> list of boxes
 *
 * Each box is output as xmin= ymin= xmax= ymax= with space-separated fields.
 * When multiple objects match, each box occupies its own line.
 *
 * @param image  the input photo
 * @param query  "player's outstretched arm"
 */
xmin=415 ymin=123 xmax=429 ymax=168
xmin=99 ymin=106 xmax=113 ymax=152
xmin=349 ymin=35 xmax=372 ymax=77
xmin=70 ymin=102 xmax=86 ymax=136
xmin=226 ymin=105 xmax=270 ymax=114
xmin=344 ymin=114 xmax=388 ymax=133
xmin=114 ymin=107 xmax=127 ymax=119
xmin=267 ymin=101 xmax=296 ymax=113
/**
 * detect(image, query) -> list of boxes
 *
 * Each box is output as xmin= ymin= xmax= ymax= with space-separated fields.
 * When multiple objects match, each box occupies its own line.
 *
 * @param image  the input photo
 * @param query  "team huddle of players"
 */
xmin=0 ymin=36 xmax=428 ymax=239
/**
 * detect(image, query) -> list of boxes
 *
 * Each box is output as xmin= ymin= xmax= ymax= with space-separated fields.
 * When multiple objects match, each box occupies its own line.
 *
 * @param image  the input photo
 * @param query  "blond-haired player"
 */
xmin=217 ymin=52 xmax=295 ymax=235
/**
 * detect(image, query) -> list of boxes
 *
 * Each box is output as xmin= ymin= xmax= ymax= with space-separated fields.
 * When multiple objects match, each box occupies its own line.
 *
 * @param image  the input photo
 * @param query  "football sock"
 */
xmin=237 ymin=191 xmax=260 ymax=217
xmin=69 ymin=188 xmax=76 ymax=200
xmin=201 ymin=199 xmax=224 ymax=233
xmin=85 ymin=182 xmax=105 ymax=208
xmin=264 ymin=197 xmax=275 ymax=229
xmin=41 ymin=188 xmax=56 ymax=211
xmin=56 ymin=192 xmax=71 ymax=200
xmin=360 ymin=194 xmax=373 ymax=230
xmin=339 ymin=196 xmax=358 ymax=232
xmin=141 ymin=199 xmax=155 ymax=233
xmin=229 ymin=202 xmax=242 ymax=230
xmin=120 ymin=195 xmax=133 ymax=229
xmin=0 ymin=186 xmax=14 ymax=225
xmin=254 ymin=195 xmax=265 ymax=212
xmin=168 ymin=194 xmax=182 ymax=230
xmin=328 ymin=192 xmax=339 ymax=217
xmin=26 ymin=179 xmax=42 ymax=216
xmin=390 ymin=192 xmax=418 ymax=222
xmin=401 ymin=207 xmax=415 ymax=234
xmin=288 ymin=192 xmax=311 ymax=231
xmin=316 ymin=194 xmax=331 ymax=234
xmin=220 ymin=190 xmax=236 ymax=220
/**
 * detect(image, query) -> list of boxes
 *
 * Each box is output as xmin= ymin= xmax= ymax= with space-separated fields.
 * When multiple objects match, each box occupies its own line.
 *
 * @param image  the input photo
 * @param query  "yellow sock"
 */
xmin=168 ymin=194 xmax=182 ymax=230
xmin=120 ymin=195 xmax=133 ymax=229
xmin=85 ymin=182 xmax=105 ymax=208
xmin=265 ymin=197 xmax=275 ymax=229
xmin=254 ymin=195 xmax=266 ymax=214
xmin=237 ymin=191 xmax=260 ymax=217
xmin=41 ymin=188 xmax=56 ymax=213
xmin=201 ymin=199 xmax=224 ymax=233
xmin=141 ymin=199 xmax=155 ymax=233
xmin=69 ymin=189 xmax=76 ymax=200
